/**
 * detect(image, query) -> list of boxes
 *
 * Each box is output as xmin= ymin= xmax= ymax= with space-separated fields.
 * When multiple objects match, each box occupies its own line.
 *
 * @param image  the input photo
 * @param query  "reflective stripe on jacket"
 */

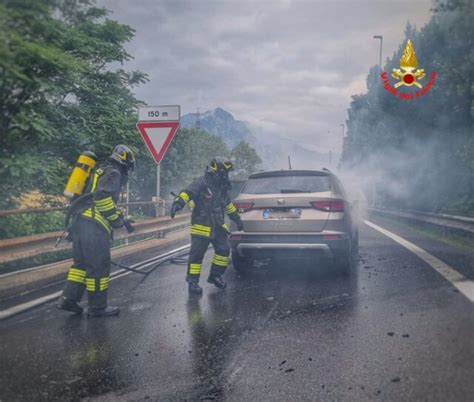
xmin=80 ymin=162 xmax=123 ymax=234
xmin=176 ymin=173 xmax=240 ymax=238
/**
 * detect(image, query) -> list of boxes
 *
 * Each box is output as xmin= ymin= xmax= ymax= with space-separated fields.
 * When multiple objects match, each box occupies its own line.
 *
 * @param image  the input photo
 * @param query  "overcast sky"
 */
xmin=99 ymin=0 xmax=432 ymax=153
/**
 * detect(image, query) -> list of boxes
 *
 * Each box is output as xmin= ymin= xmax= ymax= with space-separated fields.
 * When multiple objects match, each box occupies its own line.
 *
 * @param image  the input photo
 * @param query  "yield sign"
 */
xmin=136 ymin=121 xmax=179 ymax=164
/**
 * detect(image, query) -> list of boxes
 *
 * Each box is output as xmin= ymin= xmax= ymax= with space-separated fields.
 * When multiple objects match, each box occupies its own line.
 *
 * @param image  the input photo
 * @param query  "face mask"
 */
xmin=120 ymin=172 xmax=129 ymax=187
xmin=218 ymin=170 xmax=231 ymax=188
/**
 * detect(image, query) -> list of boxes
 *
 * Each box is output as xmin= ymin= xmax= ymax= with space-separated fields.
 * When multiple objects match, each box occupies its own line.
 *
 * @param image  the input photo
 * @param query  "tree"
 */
xmin=130 ymin=129 xmax=263 ymax=202
xmin=231 ymin=140 xmax=262 ymax=179
xmin=0 ymin=0 xmax=264 ymax=214
xmin=159 ymin=128 xmax=230 ymax=198
xmin=0 ymin=0 xmax=147 ymax=208
xmin=341 ymin=0 xmax=474 ymax=215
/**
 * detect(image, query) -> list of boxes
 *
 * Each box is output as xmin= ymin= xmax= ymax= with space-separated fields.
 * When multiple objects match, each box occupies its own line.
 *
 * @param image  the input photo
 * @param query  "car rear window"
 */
xmin=241 ymin=175 xmax=331 ymax=194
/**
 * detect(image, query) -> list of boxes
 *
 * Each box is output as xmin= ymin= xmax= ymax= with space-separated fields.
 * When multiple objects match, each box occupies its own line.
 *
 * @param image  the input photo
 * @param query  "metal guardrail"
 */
xmin=0 ymin=213 xmax=191 ymax=265
xmin=0 ymin=228 xmax=191 ymax=301
xmin=0 ymin=200 xmax=162 ymax=217
xmin=400 ymin=209 xmax=474 ymax=224
xmin=0 ymin=243 xmax=192 ymax=320
xmin=367 ymin=207 xmax=474 ymax=236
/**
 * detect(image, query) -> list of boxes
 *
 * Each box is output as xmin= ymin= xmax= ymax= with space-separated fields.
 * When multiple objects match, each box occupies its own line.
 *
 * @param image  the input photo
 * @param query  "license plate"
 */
xmin=263 ymin=208 xmax=301 ymax=219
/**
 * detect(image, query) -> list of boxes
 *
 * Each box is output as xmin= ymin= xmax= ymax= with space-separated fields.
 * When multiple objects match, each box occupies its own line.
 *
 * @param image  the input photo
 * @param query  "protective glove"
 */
xmin=170 ymin=201 xmax=183 ymax=219
xmin=110 ymin=216 xmax=125 ymax=229
xmin=236 ymin=219 xmax=244 ymax=231
xmin=123 ymin=219 xmax=135 ymax=233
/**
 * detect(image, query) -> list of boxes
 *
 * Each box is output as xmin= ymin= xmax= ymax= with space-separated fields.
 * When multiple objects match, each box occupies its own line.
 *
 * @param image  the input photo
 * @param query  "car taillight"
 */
xmin=234 ymin=201 xmax=254 ymax=212
xmin=310 ymin=199 xmax=345 ymax=212
xmin=323 ymin=234 xmax=341 ymax=240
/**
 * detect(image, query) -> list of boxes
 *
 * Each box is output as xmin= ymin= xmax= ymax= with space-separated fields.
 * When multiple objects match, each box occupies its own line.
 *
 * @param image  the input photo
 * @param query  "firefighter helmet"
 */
xmin=208 ymin=157 xmax=234 ymax=174
xmin=207 ymin=157 xmax=233 ymax=188
xmin=110 ymin=144 xmax=135 ymax=172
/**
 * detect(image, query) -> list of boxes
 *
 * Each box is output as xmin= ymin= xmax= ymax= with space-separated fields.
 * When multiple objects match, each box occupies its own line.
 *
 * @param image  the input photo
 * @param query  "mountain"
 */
xmin=180 ymin=107 xmax=254 ymax=148
xmin=181 ymin=108 xmax=335 ymax=171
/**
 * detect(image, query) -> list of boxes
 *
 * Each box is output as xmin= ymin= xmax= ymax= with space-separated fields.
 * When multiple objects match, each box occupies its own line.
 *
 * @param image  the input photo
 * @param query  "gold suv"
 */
xmin=229 ymin=170 xmax=359 ymax=274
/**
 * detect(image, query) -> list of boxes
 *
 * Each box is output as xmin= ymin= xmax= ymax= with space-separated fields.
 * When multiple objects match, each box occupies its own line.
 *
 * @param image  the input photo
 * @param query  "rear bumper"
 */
xmin=230 ymin=231 xmax=350 ymax=259
xmin=237 ymin=242 xmax=333 ymax=257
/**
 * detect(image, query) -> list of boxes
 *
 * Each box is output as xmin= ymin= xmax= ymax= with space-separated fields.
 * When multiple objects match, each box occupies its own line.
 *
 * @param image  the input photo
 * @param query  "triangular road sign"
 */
xmin=136 ymin=121 xmax=179 ymax=164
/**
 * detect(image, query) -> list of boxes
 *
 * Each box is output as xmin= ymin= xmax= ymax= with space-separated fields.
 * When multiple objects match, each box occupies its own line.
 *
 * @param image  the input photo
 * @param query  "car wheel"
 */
xmin=352 ymin=230 xmax=359 ymax=259
xmin=231 ymin=251 xmax=251 ymax=274
xmin=335 ymin=243 xmax=353 ymax=276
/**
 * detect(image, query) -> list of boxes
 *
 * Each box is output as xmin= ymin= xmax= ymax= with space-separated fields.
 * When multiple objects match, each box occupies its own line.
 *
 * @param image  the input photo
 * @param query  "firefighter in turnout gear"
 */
xmin=170 ymin=157 xmax=244 ymax=295
xmin=57 ymin=145 xmax=136 ymax=317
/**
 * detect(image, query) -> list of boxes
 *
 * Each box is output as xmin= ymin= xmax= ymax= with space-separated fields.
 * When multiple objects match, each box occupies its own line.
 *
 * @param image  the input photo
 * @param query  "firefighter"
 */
xmin=170 ymin=157 xmax=244 ymax=295
xmin=57 ymin=145 xmax=135 ymax=317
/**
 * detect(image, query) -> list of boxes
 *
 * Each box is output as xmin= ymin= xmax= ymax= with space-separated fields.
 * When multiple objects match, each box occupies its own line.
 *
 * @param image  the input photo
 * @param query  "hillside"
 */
xmin=181 ymin=108 xmax=333 ymax=170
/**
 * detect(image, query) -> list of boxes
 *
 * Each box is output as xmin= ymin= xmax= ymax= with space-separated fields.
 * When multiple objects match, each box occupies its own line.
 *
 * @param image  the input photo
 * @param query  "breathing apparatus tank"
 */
xmin=63 ymin=151 xmax=97 ymax=199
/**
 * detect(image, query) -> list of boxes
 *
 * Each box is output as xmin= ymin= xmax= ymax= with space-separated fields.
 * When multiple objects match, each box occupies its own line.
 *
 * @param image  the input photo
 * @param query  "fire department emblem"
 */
xmin=391 ymin=39 xmax=425 ymax=88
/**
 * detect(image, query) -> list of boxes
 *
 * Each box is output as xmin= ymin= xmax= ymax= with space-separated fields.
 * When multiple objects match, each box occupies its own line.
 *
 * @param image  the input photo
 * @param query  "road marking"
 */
xmin=364 ymin=220 xmax=474 ymax=302
xmin=0 ymin=244 xmax=190 ymax=321
xmin=263 ymin=301 xmax=280 ymax=326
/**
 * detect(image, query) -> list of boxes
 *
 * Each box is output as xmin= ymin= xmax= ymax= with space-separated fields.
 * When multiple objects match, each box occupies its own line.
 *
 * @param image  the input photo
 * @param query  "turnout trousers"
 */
xmin=187 ymin=225 xmax=230 ymax=283
xmin=62 ymin=218 xmax=111 ymax=309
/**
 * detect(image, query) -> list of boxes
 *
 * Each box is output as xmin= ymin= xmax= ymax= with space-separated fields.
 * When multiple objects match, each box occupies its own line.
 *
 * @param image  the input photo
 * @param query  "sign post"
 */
xmin=136 ymin=105 xmax=180 ymax=213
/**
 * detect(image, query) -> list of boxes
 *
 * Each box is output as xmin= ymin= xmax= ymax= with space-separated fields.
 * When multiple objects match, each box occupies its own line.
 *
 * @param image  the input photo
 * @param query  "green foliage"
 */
xmin=0 ymin=211 xmax=64 ymax=239
xmin=231 ymin=140 xmax=262 ymax=179
xmin=160 ymin=128 xmax=230 ymax=197
xmin=129 ymin=128 xmax=262 ymax=201
xmin=0 ymin=0 xmax=147 ymax=208
xmin=342 ymin=0 xmax=474 ymax=215
xmin=0 ymin=0 xmax=262 ymax=240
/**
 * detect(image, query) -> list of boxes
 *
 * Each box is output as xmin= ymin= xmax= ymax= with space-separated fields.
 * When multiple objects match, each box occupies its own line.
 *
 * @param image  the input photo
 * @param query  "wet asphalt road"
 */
xmin=1 ymin=216 xmax=473 ymax=401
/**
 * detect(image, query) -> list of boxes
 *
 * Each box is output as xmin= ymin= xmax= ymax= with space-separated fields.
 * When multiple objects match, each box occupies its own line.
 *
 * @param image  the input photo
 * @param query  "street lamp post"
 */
xmin=373 ymin=35 xmax=383 ymax=68
xmin=372 ymin=35 xmax=383 ymax=206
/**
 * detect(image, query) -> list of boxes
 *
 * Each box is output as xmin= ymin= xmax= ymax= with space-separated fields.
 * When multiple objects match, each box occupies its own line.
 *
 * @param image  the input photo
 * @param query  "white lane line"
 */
xmin=262 ymin=301 xmax=280 ymax=326
xmin=364 ymin=220 xmax=474 ymax=302
xmin=0 ymin=291 xmax=63 ymax=321
xmin=0 ymin=244 xmax=190 ymax=321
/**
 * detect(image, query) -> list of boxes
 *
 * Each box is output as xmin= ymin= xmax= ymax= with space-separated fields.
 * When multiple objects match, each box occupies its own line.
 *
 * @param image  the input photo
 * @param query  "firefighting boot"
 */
xmin=56 ymin=296 xmax=83 ymax=315
xmin=207 ymin=275 xmax=227 ymax=289
xmin=188 ymin=282 xmax=203 ymax=295
xmin=87 ymin=306 xmax=120 ymax=317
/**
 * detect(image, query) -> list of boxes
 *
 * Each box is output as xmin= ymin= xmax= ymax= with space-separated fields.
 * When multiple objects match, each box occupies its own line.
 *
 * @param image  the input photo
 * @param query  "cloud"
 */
xmin=99 ymin=0 xmax=432 ymax=153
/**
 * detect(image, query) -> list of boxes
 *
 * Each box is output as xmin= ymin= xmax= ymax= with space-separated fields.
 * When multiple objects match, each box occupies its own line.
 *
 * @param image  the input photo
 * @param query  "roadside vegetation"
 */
xmin=0 ymin=0 xmax=261 ymax=239
xmin=341 ymin=0 xmax=473 ymax=216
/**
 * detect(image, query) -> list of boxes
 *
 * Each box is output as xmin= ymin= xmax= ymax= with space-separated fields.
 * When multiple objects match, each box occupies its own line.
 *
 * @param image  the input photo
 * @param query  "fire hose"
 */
xmin=110 ymin=256 xmax=188 ymax=276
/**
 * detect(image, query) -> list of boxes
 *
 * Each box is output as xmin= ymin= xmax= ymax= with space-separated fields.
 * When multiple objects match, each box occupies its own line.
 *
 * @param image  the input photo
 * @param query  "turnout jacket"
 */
xmin=176 ymin=172 xmax=241 ymax=238
xmin=79 ymin=161 xmax=125 ymax=234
